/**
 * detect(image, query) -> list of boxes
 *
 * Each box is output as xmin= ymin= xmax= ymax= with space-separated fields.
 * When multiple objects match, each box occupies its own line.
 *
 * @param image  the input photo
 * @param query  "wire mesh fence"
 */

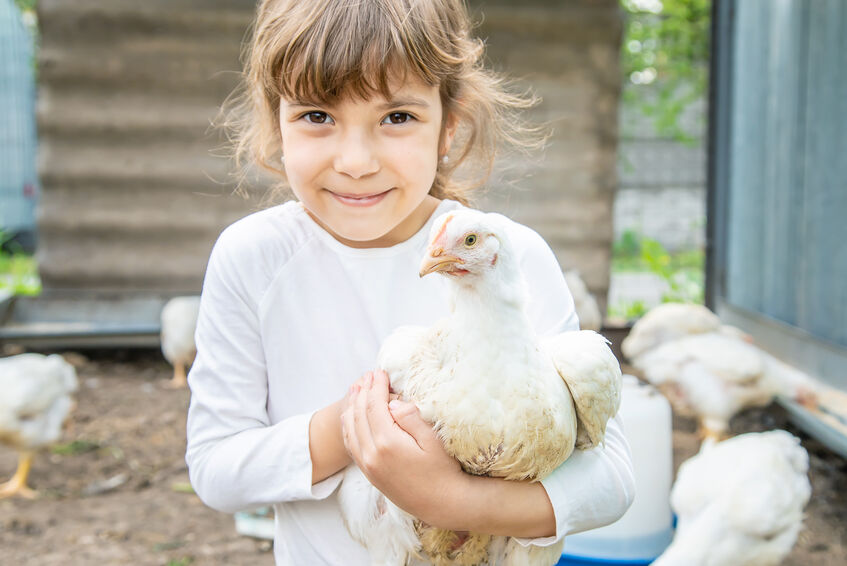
xmin=0 ymin=0 xmax=38 ymax=252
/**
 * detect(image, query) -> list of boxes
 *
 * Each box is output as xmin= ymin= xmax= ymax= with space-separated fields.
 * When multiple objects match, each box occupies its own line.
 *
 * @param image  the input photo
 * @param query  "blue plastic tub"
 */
xmin=557 ymin=555 xmax=654 ymax=565
xmin=556 ymin=523 xmax=674 ymax=566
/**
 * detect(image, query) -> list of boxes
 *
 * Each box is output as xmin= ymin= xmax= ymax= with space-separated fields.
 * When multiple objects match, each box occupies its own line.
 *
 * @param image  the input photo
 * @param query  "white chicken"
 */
xmin=338 ymin=210 xmax=623 ymax=566
xmin=653 ymin=430 xmax=811 ymax=566
xmin=631 ymin=330 xmax=819 ymax=440
xmin=621 ymin=303 xmax=724 ymax=362
xmin=160 ymin=295 xmax=201 ymax=388
xmin=563 ymin=269 xmax=603 ymax=332
xmin=0 ymin=353 xmax=78 ymax=499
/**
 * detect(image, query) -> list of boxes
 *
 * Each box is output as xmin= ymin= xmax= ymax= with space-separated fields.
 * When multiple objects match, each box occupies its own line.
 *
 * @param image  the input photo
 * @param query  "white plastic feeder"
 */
xmin=559 ymin=375 xmax=674 ymax=565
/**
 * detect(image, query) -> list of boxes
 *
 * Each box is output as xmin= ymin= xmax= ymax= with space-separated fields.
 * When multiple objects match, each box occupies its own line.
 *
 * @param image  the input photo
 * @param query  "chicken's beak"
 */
xmin=419 ymin=248 xmax=464 ymax=277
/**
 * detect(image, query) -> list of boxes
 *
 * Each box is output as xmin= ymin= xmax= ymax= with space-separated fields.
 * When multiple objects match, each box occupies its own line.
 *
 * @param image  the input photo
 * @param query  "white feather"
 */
xmin=622 ymin=303 xmax=721 ymax=361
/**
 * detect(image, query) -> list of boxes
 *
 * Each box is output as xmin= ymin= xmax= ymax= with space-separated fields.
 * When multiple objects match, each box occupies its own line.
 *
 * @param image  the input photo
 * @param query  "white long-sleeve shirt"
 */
xmin=186 ymin=199 xmax=634 ymax=565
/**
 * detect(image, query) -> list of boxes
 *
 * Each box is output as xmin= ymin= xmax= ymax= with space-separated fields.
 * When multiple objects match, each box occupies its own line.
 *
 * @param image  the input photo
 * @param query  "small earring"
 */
xmin=280 ymin=155 xmax=285 ymax=163
xmin=441 ymin=155 xmax=449 ymax=164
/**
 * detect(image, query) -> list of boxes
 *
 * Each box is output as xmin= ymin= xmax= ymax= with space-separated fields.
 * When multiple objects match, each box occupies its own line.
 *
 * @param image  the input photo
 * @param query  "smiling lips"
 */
xmin=329 ymin=189 xmax=392 ymax=207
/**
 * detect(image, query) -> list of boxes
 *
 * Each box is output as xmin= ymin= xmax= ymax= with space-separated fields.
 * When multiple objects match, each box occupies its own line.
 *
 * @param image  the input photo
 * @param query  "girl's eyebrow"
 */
xmin=378 ymin=97 xmax=429 ymax=110
xmin=287 ymin=100 xmax=322 ymax=109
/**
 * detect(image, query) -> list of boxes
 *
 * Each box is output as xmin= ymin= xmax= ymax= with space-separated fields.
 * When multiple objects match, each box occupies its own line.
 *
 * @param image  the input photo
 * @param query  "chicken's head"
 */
xmin=419 ymin=210 xmax=505 ymax=279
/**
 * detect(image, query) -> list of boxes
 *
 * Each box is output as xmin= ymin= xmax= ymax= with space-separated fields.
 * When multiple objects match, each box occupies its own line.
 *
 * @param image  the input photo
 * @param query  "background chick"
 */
xmin=160 ymin=295 xmax=201 ymax=388
xmin=0 ymin=353 xmax=78 ymax=499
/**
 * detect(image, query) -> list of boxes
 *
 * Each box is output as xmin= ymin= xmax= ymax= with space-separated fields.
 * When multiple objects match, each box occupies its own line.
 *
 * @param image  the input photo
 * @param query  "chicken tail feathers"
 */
xmin=541 ymin=330 xmax=623 ymax=450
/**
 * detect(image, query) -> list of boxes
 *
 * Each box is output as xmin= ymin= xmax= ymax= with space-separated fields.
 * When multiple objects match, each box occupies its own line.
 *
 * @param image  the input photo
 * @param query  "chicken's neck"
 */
xmin=447 ymin=264 xmax=532 ymax=337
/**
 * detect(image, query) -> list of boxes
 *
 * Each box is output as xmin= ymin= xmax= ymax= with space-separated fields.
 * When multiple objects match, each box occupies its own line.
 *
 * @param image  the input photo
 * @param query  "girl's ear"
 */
xmin=440 ymin=112 xmax=459 ymax=156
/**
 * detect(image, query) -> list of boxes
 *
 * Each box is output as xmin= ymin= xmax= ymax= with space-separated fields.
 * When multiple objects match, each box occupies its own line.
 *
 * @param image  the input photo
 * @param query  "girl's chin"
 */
xmin=332 ymin=229 xmax=396 ymax=248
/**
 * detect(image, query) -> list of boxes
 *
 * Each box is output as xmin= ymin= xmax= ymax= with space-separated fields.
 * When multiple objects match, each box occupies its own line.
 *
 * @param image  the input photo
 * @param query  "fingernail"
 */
xmin=388 ymin=400 xmax=400 ymax=410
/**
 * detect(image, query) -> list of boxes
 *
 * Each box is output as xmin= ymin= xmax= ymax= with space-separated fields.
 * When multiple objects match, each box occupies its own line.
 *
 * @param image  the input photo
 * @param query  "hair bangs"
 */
xmin=276 ymin=1 xmax=440 ymax=105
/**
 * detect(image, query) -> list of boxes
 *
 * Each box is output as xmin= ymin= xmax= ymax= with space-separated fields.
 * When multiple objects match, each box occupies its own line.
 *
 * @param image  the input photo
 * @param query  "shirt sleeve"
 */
xmin=185 ymin=230 xmax=342 ymax=514
xmin=514 ymin=226 xmax=635 ymax=546
xmin=517 ymin=226 xmax=580 ymax=335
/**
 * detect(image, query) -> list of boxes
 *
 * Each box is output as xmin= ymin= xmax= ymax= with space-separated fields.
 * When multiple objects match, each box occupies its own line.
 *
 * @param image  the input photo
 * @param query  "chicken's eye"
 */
xmin=464 ymin=234 xmax=478 ymax=247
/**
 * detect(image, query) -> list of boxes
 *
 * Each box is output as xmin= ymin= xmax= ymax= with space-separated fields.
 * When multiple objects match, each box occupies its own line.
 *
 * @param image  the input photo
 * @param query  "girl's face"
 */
xmin=279 ymin=77 xmax=454 ymax=248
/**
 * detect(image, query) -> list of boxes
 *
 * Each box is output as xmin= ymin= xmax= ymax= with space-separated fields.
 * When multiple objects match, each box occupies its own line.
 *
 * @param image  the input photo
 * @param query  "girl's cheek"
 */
xmin=384 ymin=135 xmax=439 ymax=164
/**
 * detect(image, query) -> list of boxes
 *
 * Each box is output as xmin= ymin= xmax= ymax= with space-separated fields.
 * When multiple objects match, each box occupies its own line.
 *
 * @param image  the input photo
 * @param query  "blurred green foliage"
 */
xmin=613 ymin=229 xmax=703 ymax=272
xmin=0 ymin=231 xmax=41 ymax=296
xmin=610 ymin=229 xmax=704 ymax=320
xmin=611 ymin=298 xmax=650 ymax=320
xmin=612 ymin=228 xmax=642 ymax=260
xmin=620 ymin=0 xmax=711 ymax=142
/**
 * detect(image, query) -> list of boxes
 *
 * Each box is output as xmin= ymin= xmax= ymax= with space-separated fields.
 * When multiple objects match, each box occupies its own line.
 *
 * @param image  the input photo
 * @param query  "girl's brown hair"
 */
xmin=224 ymin=0 xmax=543 ymax=205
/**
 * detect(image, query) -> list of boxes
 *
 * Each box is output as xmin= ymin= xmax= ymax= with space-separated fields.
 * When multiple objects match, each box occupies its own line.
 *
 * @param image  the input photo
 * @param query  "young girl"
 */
xmin=185 ymin=1 xmax=634 ymax=564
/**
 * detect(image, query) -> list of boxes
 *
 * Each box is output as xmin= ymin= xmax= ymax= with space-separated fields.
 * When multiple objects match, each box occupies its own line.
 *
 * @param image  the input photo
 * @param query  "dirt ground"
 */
xmin=0 ymin=350 xmax=845 ymax=566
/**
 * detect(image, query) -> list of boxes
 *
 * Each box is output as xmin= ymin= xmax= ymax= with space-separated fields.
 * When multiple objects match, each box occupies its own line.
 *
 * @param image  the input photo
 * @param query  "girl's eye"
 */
xmin=382 ymin=112 xmax=412 ymax=125
xmin=303 ymin=111 xmax=333 ymax=125
xmin=464 ymin=234 xmax=478 ymax=247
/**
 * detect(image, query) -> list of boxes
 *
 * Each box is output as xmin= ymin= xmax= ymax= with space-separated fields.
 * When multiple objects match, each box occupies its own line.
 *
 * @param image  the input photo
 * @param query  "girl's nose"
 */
xmin=333 ymin=131 xmax=380 ymax=179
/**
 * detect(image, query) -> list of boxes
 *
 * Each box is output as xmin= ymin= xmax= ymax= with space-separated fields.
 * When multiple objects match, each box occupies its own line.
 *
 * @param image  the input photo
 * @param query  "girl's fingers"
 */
xmin=367 ymin=373 xmax=408 ymax=453
xmin=365 ymin=370 xmax=396 ymax=434
xmin=353 ymin=372 xmax=377 ymax=459
xmin=388 ymin=400 xmax=437 ymax=450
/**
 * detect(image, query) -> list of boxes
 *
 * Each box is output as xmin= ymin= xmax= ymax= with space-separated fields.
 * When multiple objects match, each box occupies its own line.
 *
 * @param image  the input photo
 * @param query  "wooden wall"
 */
xmin=36 ymin=0 xmax=256 ymax=293
xmin=473 ymin=0 xmax=623 ymax=315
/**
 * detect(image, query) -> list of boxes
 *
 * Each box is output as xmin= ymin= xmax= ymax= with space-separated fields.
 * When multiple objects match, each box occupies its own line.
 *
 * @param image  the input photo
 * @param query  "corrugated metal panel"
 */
xmin=0 ymin=0 xmax=38 ymax=236
xmin=36 ymin=0 xmax=259 ymax=293
xmin=725 ymin=0 xmax=846 ymax=348
xmin=803 ymin=0 xmax=847 ymax=347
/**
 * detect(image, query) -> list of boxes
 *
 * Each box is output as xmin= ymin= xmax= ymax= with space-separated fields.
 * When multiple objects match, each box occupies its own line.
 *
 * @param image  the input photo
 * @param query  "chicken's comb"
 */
xmin=432 ymin=213 xmax=454 ymax=247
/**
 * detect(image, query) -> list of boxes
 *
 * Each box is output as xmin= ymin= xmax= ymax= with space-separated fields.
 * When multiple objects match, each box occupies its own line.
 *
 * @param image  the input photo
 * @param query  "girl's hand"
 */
xmin=341 ymin=369 xmax=466 ymax=524
xmin=308 ymin=372 xmax=399 ymax=485
xmin=339 ymin=372 xmax=399 ymax=444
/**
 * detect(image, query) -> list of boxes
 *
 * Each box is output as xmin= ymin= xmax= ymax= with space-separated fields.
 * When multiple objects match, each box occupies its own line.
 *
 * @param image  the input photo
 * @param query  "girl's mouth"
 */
xmin=329 ymin=189 xmax=391 ymax=207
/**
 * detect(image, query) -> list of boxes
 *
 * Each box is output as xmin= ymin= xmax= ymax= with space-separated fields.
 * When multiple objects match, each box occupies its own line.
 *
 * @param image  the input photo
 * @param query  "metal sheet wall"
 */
xmin=724 ymin=0 xmax=846 ymax=348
